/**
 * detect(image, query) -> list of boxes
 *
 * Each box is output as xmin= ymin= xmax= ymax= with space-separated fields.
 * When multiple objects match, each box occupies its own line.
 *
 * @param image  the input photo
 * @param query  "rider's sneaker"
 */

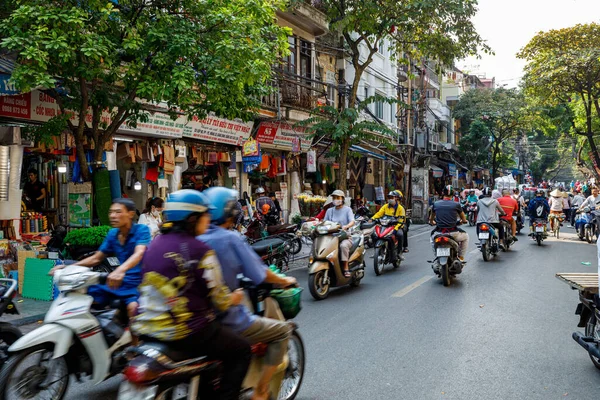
xmin=513 ymin=237 xmax=518 ymax=242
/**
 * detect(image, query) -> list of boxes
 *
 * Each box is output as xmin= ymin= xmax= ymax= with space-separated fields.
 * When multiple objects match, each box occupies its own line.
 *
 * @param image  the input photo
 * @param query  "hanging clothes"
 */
xmin=260 ymin=155 xmax=270 ymax=170
xmin=307 ymin=150 xmax=316 ymax=172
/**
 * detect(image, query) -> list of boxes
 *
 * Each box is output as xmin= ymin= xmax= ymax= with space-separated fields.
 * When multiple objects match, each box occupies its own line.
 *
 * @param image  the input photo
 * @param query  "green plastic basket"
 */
xmin=270 ymin=288 xmax=303 ymax=319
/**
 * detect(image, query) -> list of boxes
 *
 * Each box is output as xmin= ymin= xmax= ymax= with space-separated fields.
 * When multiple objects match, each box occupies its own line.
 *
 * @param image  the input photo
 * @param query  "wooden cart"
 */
xmin=555 ymin=273 xmax=599 ymax=295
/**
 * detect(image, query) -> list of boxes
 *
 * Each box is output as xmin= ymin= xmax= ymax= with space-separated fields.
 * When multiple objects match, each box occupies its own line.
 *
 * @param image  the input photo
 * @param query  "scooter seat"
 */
xmin=137 ymin=341 xmax=203 ymax=363
xmin=251 ymin=238 xmax=286 ymax=255
xmin=360 ymin=221 xmax=376 ymax=230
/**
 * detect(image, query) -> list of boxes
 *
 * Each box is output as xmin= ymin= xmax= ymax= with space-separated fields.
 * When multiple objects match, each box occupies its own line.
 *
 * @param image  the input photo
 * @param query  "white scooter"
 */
xmin=0 ymin=265 xmax=132 ymax=400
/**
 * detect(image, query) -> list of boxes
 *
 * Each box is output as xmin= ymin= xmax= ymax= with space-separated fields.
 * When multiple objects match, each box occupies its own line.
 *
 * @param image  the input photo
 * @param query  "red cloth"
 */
xmin=145 ymin=167 xmax=159 ymax=183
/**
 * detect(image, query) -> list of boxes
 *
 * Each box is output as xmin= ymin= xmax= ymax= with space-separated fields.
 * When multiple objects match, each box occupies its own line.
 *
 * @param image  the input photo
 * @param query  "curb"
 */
xmin=9 ymin=313 xmax=46 ymax=327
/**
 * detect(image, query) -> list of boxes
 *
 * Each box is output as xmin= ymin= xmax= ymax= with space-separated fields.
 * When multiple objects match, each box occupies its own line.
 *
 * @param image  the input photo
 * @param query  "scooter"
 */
xmin=466 ymin=202 xmax=478 ymax=226
xmin=515 ymin=209 xmax=524 ymax=234
xmin=355 ymin=215 xmax=376 ymax=248
xmin=246 ymin=213 xmax=302 ymax=255
xmin=307 ymin=221 xmax=365 ymax=300
xmin=532 ymin=218 xmax=548 ymax=246
xmin=500 ymin=218 xmax=514 ymax=251
xmin=250 ymin=237 xmax=290 ymax=273
xmin=371 ymin=216 xmax=402 ymax=275
xmin=118 ymin=279 xmax=305 ymax=400
xmin=575 ymin=207 xmax=594 ymax=241
xmin=0 ymin=279 xmax=22 ymax=368
xmin=429 ymin=224 xmax=465 ymax=287
xmin=0 ymin=265 xmax=131 ymax=399
xmin=476 ymin=223 xmax=500 ymax=262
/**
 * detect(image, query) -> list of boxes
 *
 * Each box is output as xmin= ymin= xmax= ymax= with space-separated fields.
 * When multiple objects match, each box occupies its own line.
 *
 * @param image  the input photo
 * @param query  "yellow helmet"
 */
xmin=393 ymin=190 xmax=403 ymax=198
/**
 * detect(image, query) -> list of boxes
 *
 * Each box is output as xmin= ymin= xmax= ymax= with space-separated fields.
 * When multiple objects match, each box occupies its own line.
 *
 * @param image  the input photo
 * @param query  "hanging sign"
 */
xmin=255 ymin=122 xmax=311 ymax=152
xmin=182 ymin=115 xmax=253 ymax=146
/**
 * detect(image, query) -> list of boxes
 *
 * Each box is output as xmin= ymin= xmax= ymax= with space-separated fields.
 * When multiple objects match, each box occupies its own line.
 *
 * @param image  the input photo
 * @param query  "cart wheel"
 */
xmin=585 ymin=317 xmax=600 ymax=370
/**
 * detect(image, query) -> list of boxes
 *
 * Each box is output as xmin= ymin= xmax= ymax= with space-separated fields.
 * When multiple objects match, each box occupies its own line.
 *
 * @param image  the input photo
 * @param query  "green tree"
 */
xmin=453 ymin=88 xmax=527 ymax=178
xmin=1 ymin=0 xmax=289 ymax=180
xmin=313 ymin=0 xmax=490 ymax=191
xmin=458 ymin=119 xmax=491 ymax=176
xmin=518 ymin=23 xmax=600 ymax=179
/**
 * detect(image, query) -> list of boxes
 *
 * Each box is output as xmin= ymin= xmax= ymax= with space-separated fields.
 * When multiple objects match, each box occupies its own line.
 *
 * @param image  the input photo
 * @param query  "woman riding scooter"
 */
xmin=132 ymin=189 xmax=250 ymax=400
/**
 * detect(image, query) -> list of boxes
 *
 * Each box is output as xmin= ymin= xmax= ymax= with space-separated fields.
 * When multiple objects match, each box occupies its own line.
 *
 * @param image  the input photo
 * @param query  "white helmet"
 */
xmin=331 ymin=190 xmax=345 ymax=198
xmin=255 ymin=187 xmax=265 ymax=195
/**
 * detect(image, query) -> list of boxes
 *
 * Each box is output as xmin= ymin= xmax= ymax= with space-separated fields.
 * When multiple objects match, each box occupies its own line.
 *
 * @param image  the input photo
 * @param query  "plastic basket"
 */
xmin=270 ymin=288 xmax=302 ymax=319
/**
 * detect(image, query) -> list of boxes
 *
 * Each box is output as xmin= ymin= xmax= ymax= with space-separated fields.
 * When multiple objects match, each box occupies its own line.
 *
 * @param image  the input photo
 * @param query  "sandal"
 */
xmin=403 ymin=248 xmax=409 ymax=253
xmin=343 ymin=270 xmax=351 ymax=278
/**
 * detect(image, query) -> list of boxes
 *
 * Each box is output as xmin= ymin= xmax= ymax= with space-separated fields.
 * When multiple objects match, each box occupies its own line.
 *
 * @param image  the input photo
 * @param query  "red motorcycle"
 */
xmin=371 ymin=216 xmax=402 ymax=276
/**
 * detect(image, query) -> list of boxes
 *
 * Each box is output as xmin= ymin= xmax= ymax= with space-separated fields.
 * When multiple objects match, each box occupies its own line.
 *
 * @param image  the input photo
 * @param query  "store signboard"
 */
xmin=0 ymin=74 xmax=19 ymax=96
xmin=255 ymin=122 xmax=311 ymax=152
xmin=118 ymin=112 xmax=185 ymax=138
xmin=182 ymin=115 xmax=253 ymax=146
xmin=0 ymin=92 xmax=30 ymax=119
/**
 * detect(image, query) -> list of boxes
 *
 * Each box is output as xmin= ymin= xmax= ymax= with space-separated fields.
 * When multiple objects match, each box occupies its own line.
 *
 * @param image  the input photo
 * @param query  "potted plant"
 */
xmin=63 ymin=226 xmax=111 ymax=260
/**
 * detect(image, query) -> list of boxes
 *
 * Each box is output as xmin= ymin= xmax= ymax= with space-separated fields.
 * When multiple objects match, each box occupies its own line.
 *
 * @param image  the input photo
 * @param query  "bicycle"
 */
xmin=549 ymin=213 xmax=564 ymax=239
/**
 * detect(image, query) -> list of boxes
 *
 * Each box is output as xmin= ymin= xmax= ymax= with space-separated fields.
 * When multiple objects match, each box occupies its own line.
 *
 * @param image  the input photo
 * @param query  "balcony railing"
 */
xmin=262 ymin=72 xmax=329 ymax=112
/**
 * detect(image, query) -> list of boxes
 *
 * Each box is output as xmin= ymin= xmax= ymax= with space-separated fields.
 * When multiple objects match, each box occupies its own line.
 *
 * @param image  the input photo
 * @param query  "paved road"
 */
xmin=18 ymin=224 xmax=600 ymax=399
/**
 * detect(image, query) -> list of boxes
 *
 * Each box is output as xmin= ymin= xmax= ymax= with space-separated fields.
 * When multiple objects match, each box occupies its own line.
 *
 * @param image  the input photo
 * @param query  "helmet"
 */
xmin=536 ymin=190 xmax=544 ymax=196
xmin=163 ymin=189 xmax=213 ymax=223
xmin=387 ymin=191 xmax=397 ymax=198
xmin=255 ymin=187 xmax=266 ymax=195
xmin=394 ymin=190 xmax=403 ymax=198
xmin=203 ymin=187 xmax=240 ymax=225
xmin=482 ymin=187 xmax=492 ymax=197
xmin=331 ymin=190 xmax=345 ymax=198
xmin=443 ymin=185 xmax=453 ymax=197
xmin=469 ymin=190 xmax=475 ymax=194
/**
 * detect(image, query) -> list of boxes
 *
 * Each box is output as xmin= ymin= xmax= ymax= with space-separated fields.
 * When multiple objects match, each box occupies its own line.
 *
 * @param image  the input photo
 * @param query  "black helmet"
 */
xmin=443 ymin=185 xmax=453 ymax=196
xmin=482 ymin=187 xmax=492 ymax=197
xmin=536 ymin=190 xmax=544 ymax=196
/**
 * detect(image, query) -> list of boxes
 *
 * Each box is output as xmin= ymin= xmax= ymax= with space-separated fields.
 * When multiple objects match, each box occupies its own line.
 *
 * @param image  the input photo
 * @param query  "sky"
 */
xmin=459 ymin=0 xmax=600 ymax=88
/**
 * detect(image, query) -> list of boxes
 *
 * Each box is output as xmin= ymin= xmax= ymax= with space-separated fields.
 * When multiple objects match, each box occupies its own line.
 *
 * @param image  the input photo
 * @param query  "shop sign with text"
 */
xmin=255 ymin=122 xmax=311 ymax=152
xmin=182 ymin=115 xmax=253 ymax=146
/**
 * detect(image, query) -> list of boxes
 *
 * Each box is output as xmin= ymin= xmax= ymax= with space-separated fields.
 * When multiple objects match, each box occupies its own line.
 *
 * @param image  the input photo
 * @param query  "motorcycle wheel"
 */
xmin=287 ymin=237 xmax=302 ymax=255
xmin=468 ymin=214 xmax=474 ymax=226
xmin=374 ymin=246 xmax=386 ymax=276
xmin=441 ymin=262 xmax=451 ymax=287
xmin=481 ymin=243 xmax=490 ymax=262
xmin=278 ymin=331 xmax=306 ymax=400
xmin=586 ymin=227 xmax=593 ymax=244
xmin=536 ymin=235 xmax=542 ymax=246
xmin=0 ymin=326 xmax=22 ymax=368
xmin=585 ymin=316 xmax=600 ymax=370
xmin=308 ymin=271 xmax=330 ymax=300
xmin=0 ymin=344 xmax=69 ymax=400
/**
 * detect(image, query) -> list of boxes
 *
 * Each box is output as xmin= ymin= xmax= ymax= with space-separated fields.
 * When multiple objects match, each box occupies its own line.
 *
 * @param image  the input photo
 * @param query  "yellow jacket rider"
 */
xmin=372 ymin=190 xmax=406 ymax=256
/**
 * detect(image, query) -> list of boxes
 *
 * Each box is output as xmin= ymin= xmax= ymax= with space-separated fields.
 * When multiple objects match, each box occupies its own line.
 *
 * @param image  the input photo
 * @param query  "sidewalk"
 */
xmin=4 ymin=296 xmax=50 ymax=326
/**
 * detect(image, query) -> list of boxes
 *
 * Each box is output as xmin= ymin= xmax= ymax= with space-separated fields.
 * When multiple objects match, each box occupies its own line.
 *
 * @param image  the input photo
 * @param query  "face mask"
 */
xmin=388 ymin=199 xmax=396 ymax=206
xmin=332 ymin=199 xmax=342 ymax=207
xmin=151 ymin=210 xmax=161 ymax=218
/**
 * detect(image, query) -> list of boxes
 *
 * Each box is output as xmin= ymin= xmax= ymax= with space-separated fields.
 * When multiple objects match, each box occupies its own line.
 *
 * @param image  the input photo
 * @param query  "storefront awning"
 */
xmin=349 ymin=145 xmax=387 ymax=161
xmin=430 ymin=165 xmax=444 ymax=178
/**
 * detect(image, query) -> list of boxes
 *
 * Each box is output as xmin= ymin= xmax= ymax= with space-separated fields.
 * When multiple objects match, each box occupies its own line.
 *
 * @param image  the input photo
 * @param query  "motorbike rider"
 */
xmin=571 ymin=189 xmax=586 ymax=226
xmin=512 ymin=188 xmax=526 ymax=227
xmin=324 ymin=190 xmax=355 ymax=277
xmin=528 ymin=190 xmax=550 ymax=237
xmin=429 ymin=185 xmax=469 ymax=262
xmin=497 ymin=189 xmax=519 ymax=241
xmin=466 ymin=190 xmax=478 ymax=204
xmin=476 ymin=187 xmax=507 ymax=247
xmin=132 ymin=190 xmax=251 ymax=400
xmin=579 ymin=186 xmax=600 ymax=211
xmin=254 ymin=187 xmax=277 ymax=218
xmin=50 ymin=198 xmax=150 ymax=319
xmin=371 ymin=190 xmax=406 ymax=260
xmin=201 ymin=187 xmax=296 ymax=400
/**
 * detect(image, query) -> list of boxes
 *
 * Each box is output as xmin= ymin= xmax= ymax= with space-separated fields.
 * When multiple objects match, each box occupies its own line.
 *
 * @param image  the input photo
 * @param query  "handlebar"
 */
xmin=97 ymin=273 xmax=109 ymax=286
xmin=0 ymin=279 xmax=17 ymax=299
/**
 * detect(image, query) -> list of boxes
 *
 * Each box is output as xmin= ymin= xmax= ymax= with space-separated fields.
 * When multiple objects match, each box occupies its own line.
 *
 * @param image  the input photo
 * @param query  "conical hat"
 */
xmin=549 ymin=189 xmax=561 ymax=197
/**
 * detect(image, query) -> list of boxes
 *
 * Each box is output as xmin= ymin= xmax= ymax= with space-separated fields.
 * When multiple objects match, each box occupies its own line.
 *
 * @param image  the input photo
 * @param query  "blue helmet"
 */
xmin=163 ymin=189 xmax=213 ymax=223
xmin=203 ymin=187 xmax=240 ymax=225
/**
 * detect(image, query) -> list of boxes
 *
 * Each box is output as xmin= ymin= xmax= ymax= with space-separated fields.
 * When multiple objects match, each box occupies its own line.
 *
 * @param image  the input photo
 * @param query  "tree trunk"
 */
xmin=74 ymin=132 xmax=90 ymax=182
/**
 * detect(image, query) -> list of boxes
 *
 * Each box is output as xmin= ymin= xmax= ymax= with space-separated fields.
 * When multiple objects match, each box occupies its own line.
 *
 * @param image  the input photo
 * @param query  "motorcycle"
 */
xmin=307 ymin=221 xmax=365 ymax=300
xmin=515 ymin=209 xmax=524 ymax=234
xmin=250 ymin=237 xmax=290 ymax=273
xmin=466 ymin=202 xmax=478 ymax=226
xmin=532 ymin=218 xmax=548 ymax=246
xmin=245 ymin=213 xmax=302 ymax=255
xmin=575 ymin=207 xmax=594 ymax=241
xmin=572 ymin=294 xmax=600 ymax=371
xmin=0 ymin=266 xmax=131 ymax=399
xmin=371 ymin=216 xmax=402 ymax=276
xmin=430 ymin=224 xmax=465 ymax=287
xmin=500 ymin=218 xmax=514 ymax=251
xmin=0 ymin=279 xmax=22 ymax=368
xmin=476 ymin=223 xmax=500 ymax=262
xmin=118 ymin=279 xmax=305 ymax=400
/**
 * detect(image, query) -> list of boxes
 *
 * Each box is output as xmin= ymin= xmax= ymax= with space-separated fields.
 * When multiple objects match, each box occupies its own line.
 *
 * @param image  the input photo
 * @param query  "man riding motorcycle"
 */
xmin=429 ymin=185 xmax=469 ymax=261
xmin=132 ymin=190 xmax=251 ymax=400
xmin=579 ymin=186 xmax=600 ymax=210
xmin=477 ymin=187 xmax=507 ymax=247
xmin=571 ymin=189 xmax=585 ymax=226
xmin=466 ymin=190 xmax=478 ymax=204
xmin=201 ymin=187 xmax=297 ymax=400
xmin=497 ymin=189 xmax=519 ymax=241
xmin=528 ymin=190 xmax=550 ymax=237
xmin=323 ymin=190 xmax=355 ymax=277
xmin=49 ymin=198 xmax=150 ymax=319
xmin=371 ymin=190 xmax=406 ymax=260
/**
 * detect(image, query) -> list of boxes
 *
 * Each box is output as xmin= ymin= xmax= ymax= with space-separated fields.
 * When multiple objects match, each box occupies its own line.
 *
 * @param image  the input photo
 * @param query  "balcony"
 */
xmin=261 ymin=73 xmax=329 ymax=116
xmin=277 ymin=1 xmax=329 ymax=37
xmin=427 ymin=97 xmax=451 ymax=122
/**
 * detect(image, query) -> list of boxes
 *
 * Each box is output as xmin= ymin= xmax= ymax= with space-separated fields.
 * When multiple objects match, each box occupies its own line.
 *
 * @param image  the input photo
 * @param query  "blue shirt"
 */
xmin=324 ymin=206 xmax=354 ymax=227
xmin=199 ymin=225 xmax=267 ymax=332
xmin=99 ymin=223 xmax=151 ymax=287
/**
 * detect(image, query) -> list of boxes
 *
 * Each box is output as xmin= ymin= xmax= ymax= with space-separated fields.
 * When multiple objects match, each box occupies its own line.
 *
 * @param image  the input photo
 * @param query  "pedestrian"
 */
xmin=138 ymin=197 xmax=164 ymax=238
xmin=24 ymin=168 xmax=46 ymax=212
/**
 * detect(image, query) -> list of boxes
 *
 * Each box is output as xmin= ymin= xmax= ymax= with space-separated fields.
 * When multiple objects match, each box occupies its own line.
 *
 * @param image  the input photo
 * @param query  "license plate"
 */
xmin=436 ymin=248 xmax=451 ymax=257
xmin=535 ymin=226 xmax=543 ymax=232
xmin=117 ymin=381 xmax=158 ymax=400
xmin=478 ymin=232 xmax=489 ymax=239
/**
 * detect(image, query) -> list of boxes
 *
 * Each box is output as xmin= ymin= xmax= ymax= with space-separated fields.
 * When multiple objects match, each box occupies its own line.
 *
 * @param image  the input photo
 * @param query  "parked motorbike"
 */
xmin=0 ymin=266 xmax=131 ymax=399
xmin=0 ymin=279 xmax=22 ymax=368
xmin=250 ymin=237 xmax=290 ymax=273
xmin=477 ymin=223 xmax=500 ymax=262
xmin=307 ymin=221 xmax=365 ymax=300
xmin=245 ymin=214 xmax=302 ymax=255
xmin=430 ymin=224 xmax=465 ymax=287
xmin=572 ymin=293 xmax=600 ymax=370
xmin=575 ymin=207 xmax=594 ymax=242
xmin=532 ymin=218 xmax=548 ymax=246
xmin=118 ymin=279 xmax=305 ymax=400
xmin=466 ymin=202 xmax=478 ymax=226
xmin=371 ymin=216 xmax=402 ymax=275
